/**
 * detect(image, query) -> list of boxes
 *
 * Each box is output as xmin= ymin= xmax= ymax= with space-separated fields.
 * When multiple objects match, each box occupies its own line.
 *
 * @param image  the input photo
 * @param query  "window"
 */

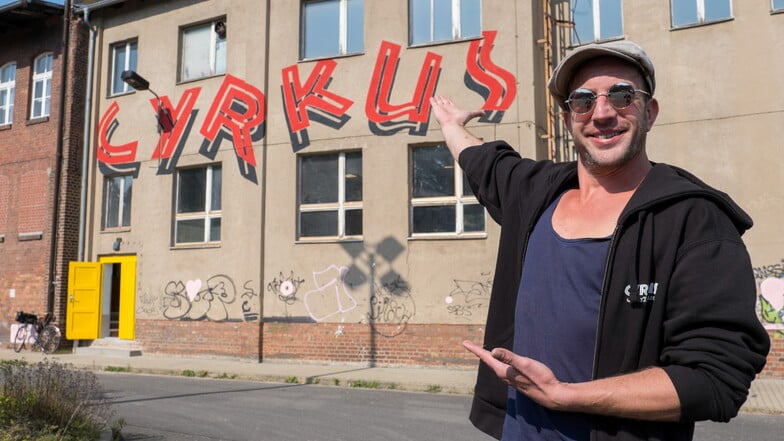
xmin=410 ymin=144 xmax=484 ymax=235
xmin=774 ymin=0 xmax=784 ymax=12
xmin=298 ymin=151 xmax=362 ymax=239
xmin=110 ymin=40 xmax=138 ymax=95
xmin=30 ymin=53 xmax=52 ymax=119
xmin=175 ymin=165 xmax=222 ymax=244
xmin=671 ymin=0 xmax=732 ymax=28
xmin=301 ymin=0 xmax=364 ymax=59
xmin=103 ymin=175 xmax=133 ymax=229
xmin=571 ymin=0 xmax=623 ymax=45
xmin=409 ymin=0 xmax=481 ymax=45
xmin=0 ymin=63 xmax=15 ymax=125
xmin=180 ymin=20 xmax=226 ymax=82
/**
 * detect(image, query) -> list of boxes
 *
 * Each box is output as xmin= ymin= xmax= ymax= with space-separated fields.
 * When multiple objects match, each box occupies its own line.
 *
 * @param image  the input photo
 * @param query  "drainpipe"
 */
xmin=77 ymin=6 xmax=96 ymax=262
xmin=47 ymin=0 xmax=72 ymax=314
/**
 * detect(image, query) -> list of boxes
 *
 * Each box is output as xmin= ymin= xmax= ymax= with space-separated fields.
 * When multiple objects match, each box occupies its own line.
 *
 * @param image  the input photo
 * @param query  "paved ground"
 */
xmin=1 ymin=347 xmax=782 ymax=414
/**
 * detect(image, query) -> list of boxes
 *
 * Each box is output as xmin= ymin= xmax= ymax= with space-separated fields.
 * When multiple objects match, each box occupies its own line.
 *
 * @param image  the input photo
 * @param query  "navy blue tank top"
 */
xmin=501 ymin=193 xmax=610 ymax=441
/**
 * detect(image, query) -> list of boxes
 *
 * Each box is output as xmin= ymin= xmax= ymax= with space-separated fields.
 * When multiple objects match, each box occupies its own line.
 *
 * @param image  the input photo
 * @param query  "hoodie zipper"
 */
xmin=591 ymin=224 xmax=622 ymax=380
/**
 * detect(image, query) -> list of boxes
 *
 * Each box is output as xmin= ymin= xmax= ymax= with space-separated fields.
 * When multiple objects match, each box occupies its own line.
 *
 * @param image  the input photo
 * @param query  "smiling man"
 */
xmin=430 ymin=40 xmax=769 ymax=441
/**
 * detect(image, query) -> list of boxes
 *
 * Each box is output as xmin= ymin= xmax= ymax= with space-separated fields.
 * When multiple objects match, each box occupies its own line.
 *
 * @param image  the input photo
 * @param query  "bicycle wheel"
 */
xmin=39 ymin=325 xmax=61 ymax=354
xmin=13 ymin=325 xmax=28 ymax=352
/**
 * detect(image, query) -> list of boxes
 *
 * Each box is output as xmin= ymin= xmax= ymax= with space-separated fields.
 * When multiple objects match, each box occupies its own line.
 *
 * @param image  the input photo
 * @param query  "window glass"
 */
xmin=181 ymin=21 xmax=226 ymax=81
xmin=0 ymin=63 xmax=15 ymax=125
xmin=111 ymin=41 xmax=137 ymax=95
xmin=302 ymin=0 xmax=363 ymax=59
xmin=671 ymin=0 xmax=731 ymax=27
xmin=410 ymin=0 xmax=482 ymax=45
xmin=775 ymin=0 xmax=784 ymax=11
xmin=413 ymin=144 xmax=454 ymax=198
xmin=571 ymin=0 xmax=623 ymax=44
xmin=104 ymin=175 xmax=132 ymax=229
xmin=31 ymin=53 xmax=52 ymax=118
xmin=174 ymin=165 xmax=221 ymax=244
xmin=410 ymin=144 xmax=484 ymax=235
xmin=298 ymin=151 xmax=363 ymax=239
xmin=301 ymin=155 xmax=338 ymax=204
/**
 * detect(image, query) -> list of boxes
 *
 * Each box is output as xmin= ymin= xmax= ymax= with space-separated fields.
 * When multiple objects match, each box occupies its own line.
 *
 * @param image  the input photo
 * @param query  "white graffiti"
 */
xmin=303 ymin=265 xmax=357 ymax=322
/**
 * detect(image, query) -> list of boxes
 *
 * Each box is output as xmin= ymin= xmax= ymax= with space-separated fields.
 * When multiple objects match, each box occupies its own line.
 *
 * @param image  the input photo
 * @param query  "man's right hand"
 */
xmin=430 ymin=96 xmax=484 ymax=159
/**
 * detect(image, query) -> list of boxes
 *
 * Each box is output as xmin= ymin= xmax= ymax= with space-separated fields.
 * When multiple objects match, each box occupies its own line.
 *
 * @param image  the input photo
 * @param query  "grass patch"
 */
xmin=425 ymin=384 xmax=442 ymax=393
xmin=0 ymin=359 xmax=115 ymax=440
xmin=284 ymin=376 xmax=299 ymax=384
xmin=214 ymin=373 xmax=237 ymax=379
xmin=349 ymin=380 xmax=380 ymax=389
xmin=103 ymin=365 xmax=130 ymax=373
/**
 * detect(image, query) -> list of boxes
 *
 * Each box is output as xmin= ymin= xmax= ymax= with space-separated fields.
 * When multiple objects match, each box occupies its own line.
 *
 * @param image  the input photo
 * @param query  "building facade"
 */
xmin=52 ymin=0 xmax=784 ymax=376
xmin=0 ymin=1 xmax=86 ymax=345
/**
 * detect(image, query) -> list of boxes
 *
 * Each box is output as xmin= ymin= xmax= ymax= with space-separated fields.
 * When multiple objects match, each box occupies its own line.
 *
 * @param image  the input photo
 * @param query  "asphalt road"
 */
xmin=97 ymin=373 xmax=784 ymax=441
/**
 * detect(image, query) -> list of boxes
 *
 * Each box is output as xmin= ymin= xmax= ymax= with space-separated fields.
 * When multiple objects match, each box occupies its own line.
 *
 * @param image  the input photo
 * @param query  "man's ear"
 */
xmin=562 ymin=111 xmax=572 ymax=131
xmin=645 ymin=98 xmax=659 ymax=131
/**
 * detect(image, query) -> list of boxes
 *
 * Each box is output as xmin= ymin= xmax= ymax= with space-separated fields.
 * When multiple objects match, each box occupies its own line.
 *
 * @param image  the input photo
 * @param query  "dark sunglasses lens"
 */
xmin=568 ymin=92 xmax=595 ymax=113
xmin=607 ymin=85 xmax=636 ymax=108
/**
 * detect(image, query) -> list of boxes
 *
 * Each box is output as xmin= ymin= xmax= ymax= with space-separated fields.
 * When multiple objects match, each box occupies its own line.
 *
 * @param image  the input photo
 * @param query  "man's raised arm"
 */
xmin=430 ymin=96 xmax=485 ymax=160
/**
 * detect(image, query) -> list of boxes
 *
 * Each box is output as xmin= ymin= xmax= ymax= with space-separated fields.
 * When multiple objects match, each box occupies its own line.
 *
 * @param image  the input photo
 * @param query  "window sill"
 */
xmin=0 ymin=234 xmax=5 ymax=243
xmin=295 ymin=237 xmax=363 ymax=244
xmin=773 ymin=9 xmax=784 ymax=15
xmin=568 ymin=35 xmax=625 ymax=49
xmin=299 ymin=51 xmax=364 ymax=63
xmin=26 ymin=117 xmax=49 ymax=126
xmin=0 ymin=124 xmax=10 ymax=131
xmin=109 ymin=90 xmax=135 ymax=99
xmin=408 ymin=233 xmax=486 ymax=241
xmin=170 ymin=242 xmax=221 ymax=250
xmin=408 ymin=34 xmax=482 ymax=50
xmin=176 ymin=72 xmax=226 ymax=86
xmin=670 ymin=17 xmax=734 ymax=31
xmin=18 ymin=231 xmax=43 ymax=241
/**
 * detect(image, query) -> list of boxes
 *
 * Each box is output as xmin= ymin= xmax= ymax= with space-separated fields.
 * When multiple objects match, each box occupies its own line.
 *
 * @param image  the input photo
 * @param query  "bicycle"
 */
xmin=13 ymin=311 xmax=62 ymax=354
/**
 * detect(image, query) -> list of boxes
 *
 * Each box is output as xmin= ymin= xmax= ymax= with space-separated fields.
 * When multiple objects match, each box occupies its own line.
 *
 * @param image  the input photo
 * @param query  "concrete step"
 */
xmin=74 ymin=338 xmax=143 ymax=358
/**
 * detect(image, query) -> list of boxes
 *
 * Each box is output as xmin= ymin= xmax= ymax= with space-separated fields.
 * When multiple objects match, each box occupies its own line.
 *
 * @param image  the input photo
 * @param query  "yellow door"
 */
xmin=99 ymin=255 xmax=137 ymax=340
xmin=66 ymin=262 xmax=102 ymax=340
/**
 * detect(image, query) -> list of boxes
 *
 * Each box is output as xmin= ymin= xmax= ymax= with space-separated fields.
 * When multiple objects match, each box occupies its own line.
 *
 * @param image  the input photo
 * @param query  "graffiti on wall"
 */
xmin=444 ymin=272 xmax=492 ymax=320
xmin=267 ymin=271 xmax=306 ymax=306
xmin=754 ymin=260 xmax=784 ymax=332
xmin=97 ymin=31 xmax=517 ymax=178
xmin=365 ymin=275 xmax=415 ymax=337
xmin=303 ymin=265 xmax=358 ymax=322
xmin=161 ymin=274 xmax=259 ymax=322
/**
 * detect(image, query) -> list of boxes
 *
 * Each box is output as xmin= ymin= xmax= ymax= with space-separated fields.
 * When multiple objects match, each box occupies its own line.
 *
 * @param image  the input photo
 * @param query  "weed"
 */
xmin=0 ymin=359 xmax=114 ymax=440
xmin=332 ymin=378 xmax=340 ymax=386
xmin=103 ymin=366 xmax=130 ymax=373
xmin=214 ymin=372 xmax=237 ymax=379
xmin=285 ymin=376 xmax=299 ymax=384
xmin=181 ymin=369 xmax=196 ymax=377
xmin=426 ymin=384 xmax=442 ymax=393
xmin=349 ymin=380 xmax=380 ymax=389
xmin=196 ymin=370 xmax=209 ymax=378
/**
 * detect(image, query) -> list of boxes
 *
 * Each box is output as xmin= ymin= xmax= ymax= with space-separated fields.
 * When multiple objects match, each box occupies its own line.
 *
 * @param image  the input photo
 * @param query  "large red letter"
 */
xmin=466 ymin=30 xmax=517 ymax=115
xmin=282 ymin=60 xmax=354 ymax=132
xmin=149 ymin=87 xmax=201 ymax=161
xmin=97 ymin=101 xmax=138 ymax=165
xmin=200 ymin=75 xmax=266 ymax=166
xmin=365 ymin=41 xmax=441 ymax=133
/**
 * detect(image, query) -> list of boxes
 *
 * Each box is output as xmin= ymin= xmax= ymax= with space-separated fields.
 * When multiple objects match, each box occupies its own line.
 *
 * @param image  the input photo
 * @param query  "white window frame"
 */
xmin=301 ymin=0 xmax=364 ymax=59
xmin=409 ymin=0 xmax=482 ymax=46
xmin=30 ymin=53 xmax=52 ymax=119
xmin=570 ymin=0 xmax=624 ymax=45
xmin=297 ymin=151 xmax=363 ymax=241
xmin=180 ymin=20 xmax=226 ymax=82
xmin=174 ymin=164 xmax=222 ymax=245
xmin=410 ymin=144 xmax=485 ymax=237
xmin=103 ymin=175 xmax=132 ymax=230
xmin=0 ymin=62 xmax=15 ymax=125
xmin=671 ymin=0 xmax=733 ymax=28
xmin=110 ymin=40 xmax=138 ymax=96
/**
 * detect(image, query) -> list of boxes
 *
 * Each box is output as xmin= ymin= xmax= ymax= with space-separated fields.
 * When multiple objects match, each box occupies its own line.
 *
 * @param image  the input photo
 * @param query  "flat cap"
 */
xmin=548 ymin=40 xmax=655 ymax=109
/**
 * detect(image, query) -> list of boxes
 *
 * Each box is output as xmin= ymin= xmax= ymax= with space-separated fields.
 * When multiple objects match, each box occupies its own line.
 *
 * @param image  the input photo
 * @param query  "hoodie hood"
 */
xmin=622 ymin=163 xmax=753 ymax=234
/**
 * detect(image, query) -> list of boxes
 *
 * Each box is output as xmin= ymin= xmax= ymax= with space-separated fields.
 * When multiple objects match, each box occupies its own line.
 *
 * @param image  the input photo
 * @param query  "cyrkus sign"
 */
xmin=97 ymin=31 xmax=517 ymax=184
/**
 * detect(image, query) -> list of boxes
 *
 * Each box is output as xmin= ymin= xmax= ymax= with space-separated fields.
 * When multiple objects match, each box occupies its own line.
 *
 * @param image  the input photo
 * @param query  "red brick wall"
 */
xmin=135 ymin=319 xmax=262 ymax=360
xmin=761 ymin=331 xmax=784 ymax=378
xmin=262 ymin=322 xmax=484 ymax=367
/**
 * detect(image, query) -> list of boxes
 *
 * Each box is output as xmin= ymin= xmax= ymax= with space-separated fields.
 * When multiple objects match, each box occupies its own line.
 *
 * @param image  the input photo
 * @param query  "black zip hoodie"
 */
xmin=459 ymin=141 xmax=770 ymax=441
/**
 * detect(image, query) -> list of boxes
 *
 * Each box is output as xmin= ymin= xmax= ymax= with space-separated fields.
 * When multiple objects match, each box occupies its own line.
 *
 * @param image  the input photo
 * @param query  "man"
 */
xmin=430 ymin=40 xmax=770 ymax=441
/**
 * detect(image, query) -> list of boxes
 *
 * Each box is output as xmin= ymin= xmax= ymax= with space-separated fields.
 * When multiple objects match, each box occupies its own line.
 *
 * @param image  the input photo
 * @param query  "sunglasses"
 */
xmin=565 ymin=82 xmax=650 ymax=114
